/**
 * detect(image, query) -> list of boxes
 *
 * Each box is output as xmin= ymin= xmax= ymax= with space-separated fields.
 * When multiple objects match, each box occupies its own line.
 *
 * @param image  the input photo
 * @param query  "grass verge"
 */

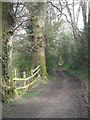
xmin=63 ymin=65 xmax=89 ymax=89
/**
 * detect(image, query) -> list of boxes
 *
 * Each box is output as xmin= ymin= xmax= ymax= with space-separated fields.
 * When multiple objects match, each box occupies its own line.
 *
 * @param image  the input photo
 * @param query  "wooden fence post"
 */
xmin=10 ymin=70 xmax=16 ymax=96
xmin=31 ymin=70 xmax=33 ymax=79
xmin=31 ymin=70 xmax=33 ymax=76
xmin=14 ymin=69 xmax=17 ymax=78
xmin=38 ymin=72 xmax=40 ymax=78
xmin=12 ymin=71 xmax=13 ymax=78
xmin=23 ymin=72 xmax=26 ymax=91
xmin=14 ymin=69 xmax=17 ymax=86
xmin=11 ymin=70 xmax=14 ymax=86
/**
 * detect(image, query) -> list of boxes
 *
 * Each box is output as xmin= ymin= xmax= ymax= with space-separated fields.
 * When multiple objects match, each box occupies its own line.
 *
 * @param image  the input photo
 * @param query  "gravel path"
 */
xmin=2 ymin=67 xmax=88 ymax=118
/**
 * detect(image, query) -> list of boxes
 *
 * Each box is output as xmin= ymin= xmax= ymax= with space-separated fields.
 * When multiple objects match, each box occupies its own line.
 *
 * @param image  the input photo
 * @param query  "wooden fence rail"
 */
xmin=12 ymin=65 xmax=41 ymax=91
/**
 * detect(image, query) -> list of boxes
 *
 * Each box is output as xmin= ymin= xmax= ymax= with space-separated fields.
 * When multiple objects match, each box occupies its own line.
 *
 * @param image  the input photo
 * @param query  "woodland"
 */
xmin=0 ymin=0 xmax=89 ymax=116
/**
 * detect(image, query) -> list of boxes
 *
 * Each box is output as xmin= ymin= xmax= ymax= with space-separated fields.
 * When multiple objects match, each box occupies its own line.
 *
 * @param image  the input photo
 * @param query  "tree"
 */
xmin=26 ymin=2 xmax=48 ymax=80
xmin=2 ymin=2 xmax=18 ymax=102
xmin=47 ymin=0 xmax=88 ymax=76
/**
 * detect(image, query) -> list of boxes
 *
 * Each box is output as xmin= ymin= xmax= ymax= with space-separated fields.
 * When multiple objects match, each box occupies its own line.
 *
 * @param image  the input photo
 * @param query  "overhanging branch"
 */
xmin=47 ymin=1 xmax=82 ymax=34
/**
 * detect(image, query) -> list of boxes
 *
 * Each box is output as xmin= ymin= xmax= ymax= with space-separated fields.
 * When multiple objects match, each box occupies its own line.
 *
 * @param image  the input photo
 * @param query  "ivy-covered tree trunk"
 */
xmin=27 ymin=2 xmax=48 ymax=80
xmin=8 ymin=35 xmax=13 ymax=75
xmin=2 ymin=2 xmax=18 ymax=102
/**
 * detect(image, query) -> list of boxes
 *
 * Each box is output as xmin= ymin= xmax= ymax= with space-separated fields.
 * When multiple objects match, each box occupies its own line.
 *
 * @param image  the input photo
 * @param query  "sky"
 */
xmin=14 ymin=0 xmax=89 ymax=37
xmin=61 ymin=0 xmax=84 ymax=30
xmin=77 ymin=1 xmax=89 ymax=29
xmin=53 ymin=0 xmax=89 ymax=30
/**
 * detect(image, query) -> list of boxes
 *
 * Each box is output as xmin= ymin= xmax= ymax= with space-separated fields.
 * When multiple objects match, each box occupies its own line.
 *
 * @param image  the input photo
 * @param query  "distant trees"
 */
xmin=46 ymin=0 xmax=88 ymax=77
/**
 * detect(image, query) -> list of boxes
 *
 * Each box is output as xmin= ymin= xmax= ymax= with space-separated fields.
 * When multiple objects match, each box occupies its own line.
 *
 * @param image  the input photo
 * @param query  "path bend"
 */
xmin=3 ymin=67 xmax=88 ymax=118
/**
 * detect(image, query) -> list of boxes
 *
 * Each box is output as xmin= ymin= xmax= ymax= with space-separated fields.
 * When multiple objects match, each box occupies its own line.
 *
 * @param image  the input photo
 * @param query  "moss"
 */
xmin=34 ymin=16 xmax=40 ymax=21
xmin=31 ymin=43 xmax=48 ymax=81
xmin=38 ymin=22 xmax=43 ymax=28
xmin=2 ymin=32 xmax=10 ymax=81
xmin=2 ymin=3 xmax=9 ymax=32
xmin=31 ymin=6 xmax=48 ymax=81
xmin=34 ymin=10 xmax=38 ymax=14
xmin=2 ymin=32 xmax=18 ymax=102
xmin=40 ymin=57 xmax=48 ymax=80
xmin=37 ymin=33 xmax=43 ymax=38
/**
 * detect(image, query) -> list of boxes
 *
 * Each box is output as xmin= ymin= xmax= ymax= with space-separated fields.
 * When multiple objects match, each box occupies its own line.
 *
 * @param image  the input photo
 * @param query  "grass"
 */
xmin=2 ymin=100 xmax=17 ymax=112
xmin=63 ymin=65 xmax=89 ymax=89
xmin=2 ymin=89 xmax=44 ymax=113
xmin=2 ymin=80 xmax=46 ymax=113
xmin=2 ymin=90 xmax=43 ymax=112
xmin=30 ymin=91 xmax=43 ymax=96
xmin=17 ymin=90 xmax=43 ymax=99
xmin=17 ymin=84 xmax=46 ymax=98
xmin=18 ymin=91 xmax=27 ymax=97
xmin=49 ymin=76 xmax=56 ymax=81
xmin=2 ymin=104 xmax=12 ymax=112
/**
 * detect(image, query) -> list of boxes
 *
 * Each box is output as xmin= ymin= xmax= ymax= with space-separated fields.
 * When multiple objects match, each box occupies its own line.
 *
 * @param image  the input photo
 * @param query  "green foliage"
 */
xmin=45 ymin=47 xmax=57 ymax=74
xmin=45 ymin=5 xmax=88 ymax=88
xmin=63 ymin=64 xmax=88 ymax=86
xmin=37 ymin=33 xmax=43 ymax=38
xmin=18 ymin=91 xmax=27 ymax=97
xmin=31 ymin=91 xmax=43 ymax=96
xmin=45 ymin=19 xmax=64 ymax=74
xmin=12 ymin=51 xmax=32 ymax=74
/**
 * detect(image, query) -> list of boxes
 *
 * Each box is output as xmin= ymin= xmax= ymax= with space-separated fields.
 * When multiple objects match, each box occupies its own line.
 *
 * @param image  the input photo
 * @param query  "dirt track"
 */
xmin=2 ymin=67 xmax=88 ymax=118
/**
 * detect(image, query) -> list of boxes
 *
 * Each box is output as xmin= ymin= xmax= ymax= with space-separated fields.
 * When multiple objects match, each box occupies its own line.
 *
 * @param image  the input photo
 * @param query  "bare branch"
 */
xmin=47 ymin=1 xmax=82 ymax=36
xmin=16 ymin=4 xmax=26 ymax=15
xmin=13 ymin=19 xmax=29 ymax=32
xmin=14 ymin=3 xmax=19 ymax=15
xmin=47 ymin=1 xmax=72 ymax=25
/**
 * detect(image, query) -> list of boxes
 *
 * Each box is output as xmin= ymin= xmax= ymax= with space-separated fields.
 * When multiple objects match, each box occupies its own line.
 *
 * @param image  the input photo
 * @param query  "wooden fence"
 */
xmin=12 ymin=65 xmax=41 ymax=91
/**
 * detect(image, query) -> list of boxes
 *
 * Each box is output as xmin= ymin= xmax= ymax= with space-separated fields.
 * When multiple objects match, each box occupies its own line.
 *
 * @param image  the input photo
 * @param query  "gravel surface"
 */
xmin=2 ymin=67 xmax=88 ymax=118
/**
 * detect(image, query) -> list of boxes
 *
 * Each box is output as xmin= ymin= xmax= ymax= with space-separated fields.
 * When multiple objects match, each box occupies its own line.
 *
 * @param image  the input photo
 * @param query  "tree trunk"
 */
xmin=27 ymin=2 xmax=48 ymax=80
xmin=2 ymin=2 xmax=18 ymax=102
xmin=8 ymin=35 xmax=13 ymax=76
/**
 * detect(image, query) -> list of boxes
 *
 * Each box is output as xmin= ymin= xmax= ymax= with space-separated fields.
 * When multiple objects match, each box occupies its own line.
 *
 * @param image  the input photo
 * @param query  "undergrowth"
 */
xmin=63 ymin=65 xmax=89 ymax=89
xmin=17 ymin=91 xmax=43 ymax=98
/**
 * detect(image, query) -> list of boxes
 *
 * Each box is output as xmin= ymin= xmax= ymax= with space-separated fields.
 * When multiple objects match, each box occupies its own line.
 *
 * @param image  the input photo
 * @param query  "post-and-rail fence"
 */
xmin=12 ymin=65 xmax=41 ymax=91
